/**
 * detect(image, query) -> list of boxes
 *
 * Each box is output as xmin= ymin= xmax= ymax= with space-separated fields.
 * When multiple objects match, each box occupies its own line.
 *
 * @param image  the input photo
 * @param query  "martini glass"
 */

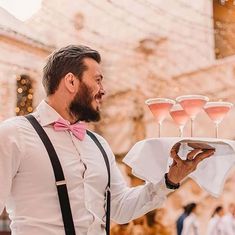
xmin=204 ymin=101 xmax=233 ymax=138
xmin=170 ymin=104 xmax=189 ymax=137
xmin=145 ymin=98 xmax=175 ymax=137
xmin=176 ymin=95 xmax=209 ymax=137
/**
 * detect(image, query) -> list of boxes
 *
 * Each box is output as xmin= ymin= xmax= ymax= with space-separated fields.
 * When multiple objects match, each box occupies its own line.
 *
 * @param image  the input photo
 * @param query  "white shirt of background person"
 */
xmin=221 ymin=203 xmax=235 ymax=235
xmin=181 ymin=213 xmax=199 ymax=235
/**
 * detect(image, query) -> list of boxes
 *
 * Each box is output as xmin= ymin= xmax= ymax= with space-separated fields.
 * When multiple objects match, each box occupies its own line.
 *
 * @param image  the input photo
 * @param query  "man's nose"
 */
xmin=99 ymin=85 xmax=106 ymax=96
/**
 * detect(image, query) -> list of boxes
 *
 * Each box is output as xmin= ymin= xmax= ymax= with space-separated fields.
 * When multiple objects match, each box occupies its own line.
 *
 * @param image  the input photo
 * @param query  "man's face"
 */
xmin=218 ymin=208 xmax=225 ymax=217
xmin=69 ymin=58 xmax=105 ymax=122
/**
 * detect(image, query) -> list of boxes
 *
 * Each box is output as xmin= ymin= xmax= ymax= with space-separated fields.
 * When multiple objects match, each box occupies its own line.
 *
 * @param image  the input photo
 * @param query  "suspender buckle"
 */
xmin=56 ymin=180 xmax=66 ymax=186
xmin=106 ymin=186 xmax=111 ymax=194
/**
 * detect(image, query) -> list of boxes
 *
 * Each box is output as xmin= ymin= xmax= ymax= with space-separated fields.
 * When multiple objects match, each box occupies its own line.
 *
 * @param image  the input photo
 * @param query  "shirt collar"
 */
xmin=35 ymin=100 xmax=64 ymax=127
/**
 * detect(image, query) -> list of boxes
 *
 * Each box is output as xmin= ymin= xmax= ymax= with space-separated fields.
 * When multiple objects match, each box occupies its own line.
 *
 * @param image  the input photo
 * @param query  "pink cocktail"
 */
xmin=176 ymin=95 xmax=209 ymax=137
xmin=145 ymin=98 xmax=175 ymax=137
xmin=179 ymin=99 xmax=207 ymax=118
xmin=170 ymin=104 xmax=189 ymax=137
xmin=204 ymin=101 xmax=233 ymax=138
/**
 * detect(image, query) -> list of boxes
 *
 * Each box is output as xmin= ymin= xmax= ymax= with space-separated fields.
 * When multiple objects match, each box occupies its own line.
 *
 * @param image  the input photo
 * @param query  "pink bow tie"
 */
xmin=53 ymin=118 xmax=86 ymax=140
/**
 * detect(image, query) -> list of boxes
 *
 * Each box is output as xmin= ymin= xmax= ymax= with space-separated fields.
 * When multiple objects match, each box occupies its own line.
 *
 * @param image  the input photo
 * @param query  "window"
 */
xmin=213 ymin=0 xmax=235 ymax=59
xmin=16 ymin=75 xmax=34 ymax=116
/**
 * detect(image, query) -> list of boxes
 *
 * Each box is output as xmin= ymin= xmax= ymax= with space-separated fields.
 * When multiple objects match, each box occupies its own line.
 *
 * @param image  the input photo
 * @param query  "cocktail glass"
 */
xmin=145 ymin=98 xmax=175 ymax=137
xmin=170 ymin=104 xmax=189 ymax=137
xmin=204 ymin=101 xmax=233 ymax=138
xmin=176 ymin=95 xmax=209 ymax=137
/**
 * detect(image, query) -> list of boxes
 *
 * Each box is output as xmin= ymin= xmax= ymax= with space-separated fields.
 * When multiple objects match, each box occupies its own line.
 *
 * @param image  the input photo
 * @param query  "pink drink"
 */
xmin=148 ymin=102 xmax=173 ymax=123
xmin=180 ymin=99 xmax=207 ymax=118
xmin=205 ymin=106 xmax=231 ymax=124
xmin=170 ymin=109 xmax=189 ymax=126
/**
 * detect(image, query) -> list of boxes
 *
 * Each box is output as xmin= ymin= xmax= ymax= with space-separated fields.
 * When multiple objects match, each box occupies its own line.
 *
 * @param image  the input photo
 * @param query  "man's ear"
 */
xmin=64 ymin=73 xmax=79 ymax=93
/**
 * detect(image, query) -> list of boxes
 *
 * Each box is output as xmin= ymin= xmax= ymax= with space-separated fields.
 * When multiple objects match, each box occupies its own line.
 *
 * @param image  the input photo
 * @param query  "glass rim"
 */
xmin=176 ymin=95 xmax=209 ymax=102
xmin=170 ymin=104 xmax=185 ymax=112
xmin=204 ymin=101 xmax=233 ymax=108
xmin=145 ymin=98 xmax=176 ymax=105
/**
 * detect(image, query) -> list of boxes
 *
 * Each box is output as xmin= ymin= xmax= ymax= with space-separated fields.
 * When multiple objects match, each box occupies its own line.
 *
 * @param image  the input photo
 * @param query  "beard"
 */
xmin=69 ymin=82 xmax=101 ymax=122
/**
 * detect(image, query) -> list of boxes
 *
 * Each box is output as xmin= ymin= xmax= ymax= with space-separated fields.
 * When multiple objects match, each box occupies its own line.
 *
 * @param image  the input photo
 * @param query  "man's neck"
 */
xmin=46 ymin=96 xmax=77 ymax=124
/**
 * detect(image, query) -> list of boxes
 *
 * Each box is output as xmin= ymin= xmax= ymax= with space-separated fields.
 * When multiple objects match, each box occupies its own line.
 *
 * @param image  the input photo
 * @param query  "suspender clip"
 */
xmin=56 ymin=180 xmax=66 ymax=186
xmin=106 ymin=186 xmax=111 ymax=194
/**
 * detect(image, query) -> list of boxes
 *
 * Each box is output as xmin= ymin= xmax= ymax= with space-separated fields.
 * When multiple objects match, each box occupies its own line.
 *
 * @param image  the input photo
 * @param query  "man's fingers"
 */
xmin=193 ymin=149 xmax=215 ymax=165
xmin=188 ymin=142 xmax=215 ymax=150
xmin=170 ymin=159 xmax=177 ymax=168
xmin=187 ymin=149 xmax=201 ymax=160
xmin=170 ymin=143 xmax=181 ymax=163
xmin=171 ymin=143 xmax=181 ymax=153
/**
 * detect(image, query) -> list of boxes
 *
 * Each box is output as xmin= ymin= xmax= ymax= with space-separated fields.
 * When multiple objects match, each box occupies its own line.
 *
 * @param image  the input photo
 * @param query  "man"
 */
xmin=206 ymin=206 xmax=225 ymax=235
xmin=181 ymin=203 xmax=199 ymax=235
xmin=0 ymin=208 xmax=11 ymax=234
xmin=221 ymin=203 xmax=235 ymax=235
xmin=176 ymin=203 xmax=195 ymax=235
xmin=0 ymin=45 xmax=215 ymax=235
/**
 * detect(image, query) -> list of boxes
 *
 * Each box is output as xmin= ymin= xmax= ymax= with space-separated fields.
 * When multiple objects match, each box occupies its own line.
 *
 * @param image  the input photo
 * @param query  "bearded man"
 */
xmin=0 ymin=45 xmax=214 ymax=235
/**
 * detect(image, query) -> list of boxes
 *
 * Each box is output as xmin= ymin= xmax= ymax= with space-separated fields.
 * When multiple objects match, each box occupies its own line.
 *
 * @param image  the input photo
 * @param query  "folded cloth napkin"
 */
xmin=123 ymin=137 xmax=235 ymax=197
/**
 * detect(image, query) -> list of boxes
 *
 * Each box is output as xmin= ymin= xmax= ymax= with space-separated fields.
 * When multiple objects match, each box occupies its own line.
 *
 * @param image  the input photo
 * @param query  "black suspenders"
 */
xmin=25 ymin=114 xmax=111 ymax=235
xmin=86 ymin=130 xmax=111 ymax=235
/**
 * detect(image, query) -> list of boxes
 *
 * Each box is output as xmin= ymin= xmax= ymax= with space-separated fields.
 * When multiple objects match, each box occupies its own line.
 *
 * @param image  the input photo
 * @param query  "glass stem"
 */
xmin=191 ymin=118 xmax=194 ymax=137
xmin=179 ymin=125 xmax=184 ymax=137
xmin=215 ymin=123 xmax=219 ymax=138
xmin=158 ymin=122 xmax=162 ymax=138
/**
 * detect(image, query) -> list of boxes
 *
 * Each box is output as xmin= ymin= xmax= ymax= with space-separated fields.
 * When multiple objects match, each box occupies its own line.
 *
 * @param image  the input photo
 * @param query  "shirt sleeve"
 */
xmin=0 ymin=119 xmax=22 ymax=214
xmin=101 ymin=138 xmax=174 ymax=224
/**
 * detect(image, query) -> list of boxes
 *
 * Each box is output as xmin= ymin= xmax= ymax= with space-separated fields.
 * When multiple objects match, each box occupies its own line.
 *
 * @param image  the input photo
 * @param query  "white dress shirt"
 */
xmin=206 ymin=215 xmax=223 ymax=235
xmin=0 ymin=100 xmax=171 ymax=235
xmin=181 ymin=213 xmax=199 ymax=235
xmin=123 ymin=138 xmax=235 ymax=197
xmin=221 ymin=213 xmax=235 ymax=235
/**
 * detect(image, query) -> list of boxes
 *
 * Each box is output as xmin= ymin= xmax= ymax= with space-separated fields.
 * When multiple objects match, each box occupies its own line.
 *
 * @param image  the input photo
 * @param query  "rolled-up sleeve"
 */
xmin=0 ymin=120 xmax=22 ymax=214
xmin=103 ymin=141 xmax=173 ymax=224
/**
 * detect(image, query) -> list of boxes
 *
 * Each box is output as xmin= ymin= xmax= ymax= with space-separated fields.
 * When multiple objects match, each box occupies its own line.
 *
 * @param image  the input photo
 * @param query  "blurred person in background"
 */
xmin=206 ymin=205 xmax=225 ymax=235
xmin=129 ymin=216 xmax=150 ymax=235
xmin=145 ymin=210 xmax=157 ymax=235
xmin=129 ymin=224 xmax=146 ymax=235
xmin=0 ymin=208 xmax=10 ymax=234
xmin=110 ymin=223 xmax=131 ymax=235
xmin=221 ymin=203 xmax=235 ymax=235
xmin=181 ymin=203 xmax=198 ymax=235
xmin=176 ymin=203 xmax=195 ymax=235
xmin=154 ymin=208 xmax=172 ymax=235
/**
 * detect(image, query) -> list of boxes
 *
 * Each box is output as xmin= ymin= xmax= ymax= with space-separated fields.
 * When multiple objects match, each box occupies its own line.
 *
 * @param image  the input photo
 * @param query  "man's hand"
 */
xmin=167 ymin=142 xmax=215 ymax=185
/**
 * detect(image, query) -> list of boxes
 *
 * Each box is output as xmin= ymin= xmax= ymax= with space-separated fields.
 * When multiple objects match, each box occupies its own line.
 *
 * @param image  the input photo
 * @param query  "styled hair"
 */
xmin=184 ymin=203 xmax=197 ymax=215
xmin=146 ymin=210 xmax=156 ymax=227
xmin=42 ymin=45 xmax=101 ymax=95
xmin=212 ymin=206 xmax=223 ymax=217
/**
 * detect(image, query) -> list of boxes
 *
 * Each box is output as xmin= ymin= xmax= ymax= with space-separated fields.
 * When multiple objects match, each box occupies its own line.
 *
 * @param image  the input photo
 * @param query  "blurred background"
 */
xmin=0 ymin=0 xmax=235 ymax=234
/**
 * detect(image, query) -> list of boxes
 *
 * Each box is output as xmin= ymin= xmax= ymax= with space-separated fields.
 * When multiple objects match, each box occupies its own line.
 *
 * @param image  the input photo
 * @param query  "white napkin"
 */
xmin=123 ymin=137 xmax=235 ymax=197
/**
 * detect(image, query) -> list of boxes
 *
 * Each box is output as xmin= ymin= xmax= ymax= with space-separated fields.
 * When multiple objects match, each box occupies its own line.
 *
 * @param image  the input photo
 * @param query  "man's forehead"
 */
xmin=84 ymin=58 xmax=101 ymax=70
xmin=84 ymin=57 xmax=100 ymax=66
xmin=83 ymin=58 xmax=103 ymax=78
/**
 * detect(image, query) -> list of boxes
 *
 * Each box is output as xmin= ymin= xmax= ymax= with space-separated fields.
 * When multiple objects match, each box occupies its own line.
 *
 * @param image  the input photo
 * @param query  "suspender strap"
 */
xmin=25 ymin=114 xmax=76 ymax=235
xmin=86 ymin=130 xmax=111 ymax=235
xmin=25 ymin=115 xmax=111 ymax=235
